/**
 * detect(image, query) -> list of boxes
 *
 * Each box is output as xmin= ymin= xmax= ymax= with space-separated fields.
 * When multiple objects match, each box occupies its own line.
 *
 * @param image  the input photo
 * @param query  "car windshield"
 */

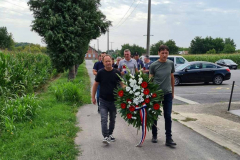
xmin=224 ymin=60 xmax=235 ymax=64
xmin=176 ymin=63 xmax=189 ymax=71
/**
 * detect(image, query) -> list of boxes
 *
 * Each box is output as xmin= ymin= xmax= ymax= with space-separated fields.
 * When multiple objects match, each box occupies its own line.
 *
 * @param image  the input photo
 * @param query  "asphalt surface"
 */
xmin=75 ymin=60 xmax=240 ymax=160
xmin=174 ymin=70 xmax=240 ymax=104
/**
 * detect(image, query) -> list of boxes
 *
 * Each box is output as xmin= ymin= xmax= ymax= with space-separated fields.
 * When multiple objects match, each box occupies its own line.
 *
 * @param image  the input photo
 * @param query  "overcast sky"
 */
xmin=1 ymin=0 xmax=240 ymax=52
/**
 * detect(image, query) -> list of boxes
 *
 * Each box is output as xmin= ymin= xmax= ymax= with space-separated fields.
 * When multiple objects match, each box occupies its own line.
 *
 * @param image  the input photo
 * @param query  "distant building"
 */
xmin=85 ymin=46 xmax=98 ymax=60
xmin=178 ymin=51 xmax=189 ymax=55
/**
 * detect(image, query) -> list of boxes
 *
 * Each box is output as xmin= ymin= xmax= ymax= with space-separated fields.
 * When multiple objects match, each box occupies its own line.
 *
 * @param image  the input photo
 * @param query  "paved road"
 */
xmin=75 ymin=60 xmax=240 ymax=160
xmin=174 ymin=70 xmax=240 ymax=105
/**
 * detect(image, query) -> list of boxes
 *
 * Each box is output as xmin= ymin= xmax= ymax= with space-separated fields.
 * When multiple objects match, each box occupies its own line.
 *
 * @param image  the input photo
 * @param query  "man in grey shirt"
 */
xmin=149 ymin=45 xmax=176 ymax=147
xmin=118 ymin=49 xmax=138 ymax=75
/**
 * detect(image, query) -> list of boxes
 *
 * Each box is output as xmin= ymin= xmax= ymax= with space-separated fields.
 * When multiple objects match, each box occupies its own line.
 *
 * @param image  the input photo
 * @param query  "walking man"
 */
xmin=118 ymin=49 xmax=138 ymax=75
xmin=133 ymin=52 xmax=144 ymax=70
xmin=93 ymin=52 xmax=106 ymax=112
xmin=92 ymin=55 xmax=123 ymax=145
xmin=149 ymin=45 xmax=177 ymax=146
xmin=142 ymin=55 xmax=152 ymax=74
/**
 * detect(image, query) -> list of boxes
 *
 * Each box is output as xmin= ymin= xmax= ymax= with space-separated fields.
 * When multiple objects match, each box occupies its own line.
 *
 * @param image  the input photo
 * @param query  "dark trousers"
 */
xmin=99 ymin=98 xmax=117 ymax=137
xmin=152 ymin=93 xmax=173 ymax=139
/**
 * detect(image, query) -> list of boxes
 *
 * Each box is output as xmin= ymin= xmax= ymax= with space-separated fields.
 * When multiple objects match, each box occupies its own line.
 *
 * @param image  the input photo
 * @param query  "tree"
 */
xmin=212 ymin=37 xmax=224 ymax=53
xmin=150 ymin=40 xmax=178 ymax=55
xmin=28 ymin=0 xmax=111 ymax=80
xmin=150 ymin=40 xmax=164 ymax=55
xmin=189 ymin=36 xmax=205 ymax=54
xmin=165 ymin=39 xmax=178 ymax=54
xmin=0 ymin=27 xmax=14 ymax=50
xmin=120 ymin=44 xmax=146 ymax=57
xmin=223 ymin=44 xmax=235 ymax=53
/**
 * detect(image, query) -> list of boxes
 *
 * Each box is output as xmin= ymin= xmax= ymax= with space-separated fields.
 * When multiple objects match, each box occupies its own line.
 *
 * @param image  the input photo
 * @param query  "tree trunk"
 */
xmin=68 ymin=65 xmax=76 ymax=81
xmin=75 ymin=64 xmax=80 ymax=76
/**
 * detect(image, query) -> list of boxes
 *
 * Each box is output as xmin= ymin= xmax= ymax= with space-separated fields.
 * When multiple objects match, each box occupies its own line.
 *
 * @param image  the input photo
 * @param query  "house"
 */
xmin=85 ymin=46 xmax=98 ymax=60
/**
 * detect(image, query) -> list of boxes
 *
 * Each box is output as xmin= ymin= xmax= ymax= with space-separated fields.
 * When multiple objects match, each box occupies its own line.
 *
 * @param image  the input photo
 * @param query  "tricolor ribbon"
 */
xmin=135 ymin=103 xmax=147 ymax=147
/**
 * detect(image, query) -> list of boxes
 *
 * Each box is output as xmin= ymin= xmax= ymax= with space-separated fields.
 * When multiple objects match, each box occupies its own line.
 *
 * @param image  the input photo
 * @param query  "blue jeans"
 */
xmin=96 ymin=85 xmax=100 ymax=107
xmin=99 ymin=98 xmax=117 ymax=137
xmin=152 ymin=93 xmax=173 ymax=139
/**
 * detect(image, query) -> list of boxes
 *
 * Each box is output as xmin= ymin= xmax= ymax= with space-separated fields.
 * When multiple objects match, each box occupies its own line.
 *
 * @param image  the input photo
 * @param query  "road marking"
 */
xmin=174 ymin=95 xmax=199 ymax=104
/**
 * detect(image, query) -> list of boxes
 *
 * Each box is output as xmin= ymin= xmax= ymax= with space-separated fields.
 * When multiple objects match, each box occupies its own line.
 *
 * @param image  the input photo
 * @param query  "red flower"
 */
xmin=141 ymin=81 xmax=148 ymax=88
xmin=129 ymin=106 xmax=135 ymax=112
xmin=127 ymin=113 xmax=132 ymax=119
xmin=121 ymin=103 xmax=126 ymax=109
xmin=153 ymin=104 xmax=160 ymax=110
xmin=144 ymin=98 xmax=150 ymax=103
xmin=143 ymin=67 xmax=146 ymax=70
xmin=143 ymin=89 xmax=150 ymax=95
xmin=126 ymin=99 xmax=132 ymax=103
xmin=118 ymin=90 xmax=124 ymax=97
xmin=123 ymin=65 xmax=126 ymax=69
xmin=152 ymin=93 xmax=157 ymax=98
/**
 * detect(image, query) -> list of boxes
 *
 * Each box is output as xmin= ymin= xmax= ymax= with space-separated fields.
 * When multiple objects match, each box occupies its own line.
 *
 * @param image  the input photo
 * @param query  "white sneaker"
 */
xmin=109 ymin=135 xmax=116 ymax=142
xmin=102 ymin=137 xmax=110 ymax=145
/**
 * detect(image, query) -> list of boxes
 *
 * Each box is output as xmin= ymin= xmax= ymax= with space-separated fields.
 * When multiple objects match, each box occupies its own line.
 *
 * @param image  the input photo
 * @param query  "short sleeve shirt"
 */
xmin=149 ymin=59 xmax=175 ymax=95
xmin=95 ymin=68 xmax=121 ymax=101
xmin=136 ymin=59 xmax=144 ymax=70
xmin=93 ymin=61 xmax=104 ymax=72
xmin=144 ymin=61 xmax=153 ymax=74
xmin=118 ymin=58 xmax=138 ymax=75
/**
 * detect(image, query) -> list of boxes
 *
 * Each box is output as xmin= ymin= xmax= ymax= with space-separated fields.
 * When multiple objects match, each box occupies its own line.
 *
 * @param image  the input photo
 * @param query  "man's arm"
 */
xmin=91 ymin=81 xmax=99 ymax=104
xmin=92 ymin=69 xmax=97 ymax=75
xmin=171 ymin=73 xmax=175 ymax=99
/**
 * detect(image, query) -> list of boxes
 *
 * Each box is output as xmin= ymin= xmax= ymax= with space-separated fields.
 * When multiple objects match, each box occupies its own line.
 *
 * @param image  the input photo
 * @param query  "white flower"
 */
xmin=132 ymin=117 xmax=137 ymax=119
xmin=135 ymin=92 xmax=140 ymax=96
xmin=128 ymin=101 xmax=132 ymax=104
xmin=148 ymin=108 xmax=152 ymax=111
xmin=139 ymin=78 xmax=143 ymax=81
xmin=129 ymin=91 xmax=133 ymax=94
xmin=134 ymin=111 xmax=137 ymax=114
xmin=141 ymin=93 xmax=144 ymax=96
xmin=126 ymin=87 xmax=131 ymax=92
xmin=146 ymin=95 xmax=149 ymax=98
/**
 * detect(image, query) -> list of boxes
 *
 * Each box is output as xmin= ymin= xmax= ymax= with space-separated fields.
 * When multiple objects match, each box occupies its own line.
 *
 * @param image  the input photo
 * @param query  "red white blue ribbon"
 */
xmin=135 ymin=103 xmax=147 ymax=147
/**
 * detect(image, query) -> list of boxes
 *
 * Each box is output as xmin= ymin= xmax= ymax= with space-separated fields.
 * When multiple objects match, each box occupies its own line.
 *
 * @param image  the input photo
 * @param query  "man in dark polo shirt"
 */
xmin=133 ymin=52 xmax=144 ymax=70
xmin=93 ymin=52 xmax=106 ymax=112
xmin=92 ymin=55 xmax=124 ymax=145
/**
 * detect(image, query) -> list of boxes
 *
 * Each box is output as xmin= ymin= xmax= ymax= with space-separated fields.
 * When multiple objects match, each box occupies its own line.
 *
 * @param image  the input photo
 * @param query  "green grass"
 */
xmin=0 ymin=62 xmax=91 ymax=160
xmin=181 ymin=117 xmax=198 ymax=122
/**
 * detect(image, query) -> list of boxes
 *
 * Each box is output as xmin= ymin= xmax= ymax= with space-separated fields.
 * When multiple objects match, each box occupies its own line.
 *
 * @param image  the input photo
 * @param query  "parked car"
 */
xmin=174 ymin=61 xmax=231 ymax=86
xmin=215 ymin=59 xmax=238 ymax=70
xmin=145 ymin=55 xmax=188 ymax=68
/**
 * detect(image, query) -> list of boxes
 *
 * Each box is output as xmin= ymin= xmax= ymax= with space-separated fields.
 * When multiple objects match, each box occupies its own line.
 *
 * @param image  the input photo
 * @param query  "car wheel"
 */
xmin=174 ymin=76 xmax=180 ymax=86
xmin=213 ymin=75 xmax=223 ymax=85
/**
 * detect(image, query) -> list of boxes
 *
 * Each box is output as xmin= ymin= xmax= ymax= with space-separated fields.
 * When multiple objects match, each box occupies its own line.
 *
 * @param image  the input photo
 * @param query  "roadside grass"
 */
xmin=181 ymin=117 xmax=198 ymax=122
xmin=0 ymin=62 xmax=91 ymax=160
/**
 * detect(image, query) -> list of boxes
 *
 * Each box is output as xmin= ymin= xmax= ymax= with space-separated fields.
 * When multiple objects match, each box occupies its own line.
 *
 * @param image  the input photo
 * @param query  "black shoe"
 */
xmin=166 ymin=139 xmax=177 ymax=146
xmin=152 ymin=136 xmax=158 ymax=143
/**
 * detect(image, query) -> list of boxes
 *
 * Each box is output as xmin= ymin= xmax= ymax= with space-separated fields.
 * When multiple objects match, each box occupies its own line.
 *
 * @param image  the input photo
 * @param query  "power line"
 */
xmin=1 ymin=0 xmax=28 ymax=9
xmin=114 ymin=0 xmax=141 ymax=30
xmin=0 ymin=6 xmax=30 ymax=15
xmin=112 ymin=0 xmax=136 ymax=29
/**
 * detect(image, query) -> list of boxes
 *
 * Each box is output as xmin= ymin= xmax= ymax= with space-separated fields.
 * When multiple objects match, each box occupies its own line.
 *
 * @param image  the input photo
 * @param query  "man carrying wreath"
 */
xmin=149 ymin=45 xmax=177 ymax=147
xmin=92 ymin=55 xmax=124 ymax=145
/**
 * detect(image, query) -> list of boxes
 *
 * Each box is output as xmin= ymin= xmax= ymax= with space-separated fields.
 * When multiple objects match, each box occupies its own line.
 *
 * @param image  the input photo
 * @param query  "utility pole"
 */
xmin=146 ymin=0 xmax=151 ymax=56
xmin=107 ymin=29 xmax=109 ymax=54
xmin=110 ymin=42 xmax=114 ymax=50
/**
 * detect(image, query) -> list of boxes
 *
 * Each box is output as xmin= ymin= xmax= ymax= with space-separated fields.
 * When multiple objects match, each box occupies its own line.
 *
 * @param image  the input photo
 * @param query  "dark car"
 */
xmin=174 ymin=61 xmax=231 ymax=86
xmin=215 ymin=59 xmax=238 ymax=70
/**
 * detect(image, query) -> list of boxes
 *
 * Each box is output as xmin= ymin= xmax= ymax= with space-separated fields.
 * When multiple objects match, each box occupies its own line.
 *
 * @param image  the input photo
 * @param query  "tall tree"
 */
xmin=213 ymin=37 xmax=224 ymax=53
xmin=189 ymin=36 xmax=205 ymax=54
xmin=150 ymin=40 xmax=164 ymax=55
xmin=0 ymin=27 xmax=14 ymax=50
xmin=120 ymin=44 xmax=146 ymax=57
xmin=28 ymin=0 xmax=111 ymax=80
xmin=165 ymin=39 xmax=179 ymax=54
xmin=150 ymin=40 xmax=178 ymax=55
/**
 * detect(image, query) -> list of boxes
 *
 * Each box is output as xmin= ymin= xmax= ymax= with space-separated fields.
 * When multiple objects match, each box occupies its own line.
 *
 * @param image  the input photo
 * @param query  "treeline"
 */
xmin=0 ymin=27 xmax=47 ymax=53
xmin=189 ymin=36 xmax=236 ymax=54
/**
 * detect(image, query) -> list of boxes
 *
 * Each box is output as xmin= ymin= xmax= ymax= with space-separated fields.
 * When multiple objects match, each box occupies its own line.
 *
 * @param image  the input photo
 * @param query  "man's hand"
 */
xmin=172 ymin=93 xmax=174 ymax=99
xmin=121 ymin=71 xmax=125 ymax=75
xmin=92 ymin=97 xmax=96 ymax=105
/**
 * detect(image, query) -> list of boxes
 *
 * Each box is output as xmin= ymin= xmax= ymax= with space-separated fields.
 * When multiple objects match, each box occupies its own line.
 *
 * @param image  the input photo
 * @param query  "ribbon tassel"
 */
xmin=135 ymin=104 xmax=147 ymax=147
